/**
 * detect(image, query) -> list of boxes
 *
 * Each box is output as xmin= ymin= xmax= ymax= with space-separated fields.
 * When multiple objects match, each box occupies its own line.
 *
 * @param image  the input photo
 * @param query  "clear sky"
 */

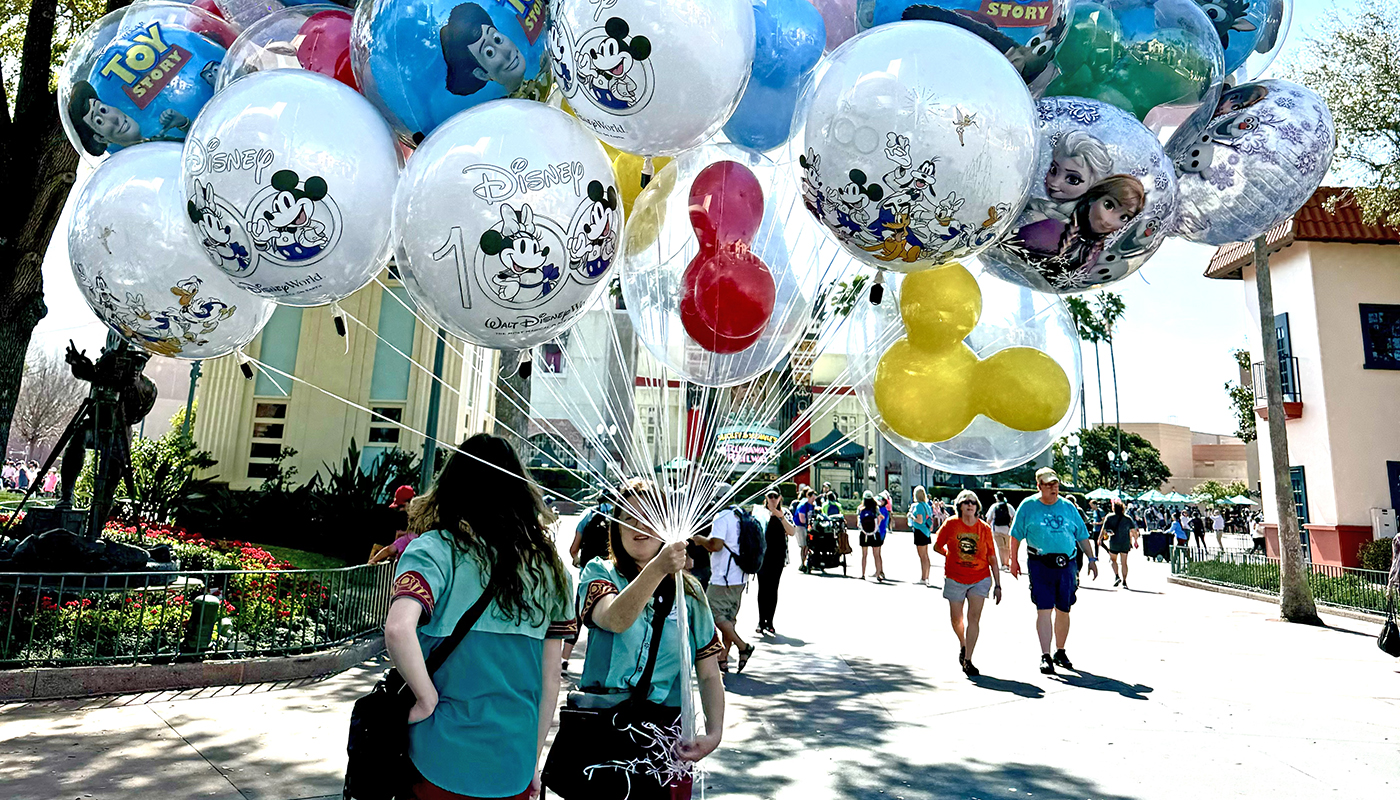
xmin=34 ymin=0 xmax=1353 ymax=436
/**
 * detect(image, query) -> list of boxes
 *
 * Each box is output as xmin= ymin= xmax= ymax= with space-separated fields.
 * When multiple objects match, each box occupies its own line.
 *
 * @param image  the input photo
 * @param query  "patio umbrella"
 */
xmin=1136 ymin=489 xmax=1166 ymax=502
xmin=1229 ymin=495 xmax=1258 ymax=505
xmin=1085 ymin=487 xmax=1120 ymax=500
xmin=1163 ymin=492 xmax=1191 ymax=504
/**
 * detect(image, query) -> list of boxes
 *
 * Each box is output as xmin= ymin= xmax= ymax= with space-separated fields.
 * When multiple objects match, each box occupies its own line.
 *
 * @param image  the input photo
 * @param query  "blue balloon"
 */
xmin=358 ymin=0 xmax=547 ymax=142
xmin=1191 ymin=0 xmax=1287 ymax=76
xmin=723 ymin=0 xmax=825 ymax=153
xmin=74 ymin=21 xmax=226 ymax=157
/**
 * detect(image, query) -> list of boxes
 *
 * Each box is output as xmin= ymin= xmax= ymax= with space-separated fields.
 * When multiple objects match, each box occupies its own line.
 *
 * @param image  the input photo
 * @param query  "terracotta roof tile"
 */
xmin=1204 ymin=188 xmax=1400 ymax=279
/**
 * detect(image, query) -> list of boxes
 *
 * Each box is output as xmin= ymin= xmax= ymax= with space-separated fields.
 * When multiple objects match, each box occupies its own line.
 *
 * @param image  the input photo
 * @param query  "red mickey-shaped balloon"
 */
xmin=681 ymin=161 xmax=776 ymax=354
xmin=297 ymin=10 xmax=359 ymax=91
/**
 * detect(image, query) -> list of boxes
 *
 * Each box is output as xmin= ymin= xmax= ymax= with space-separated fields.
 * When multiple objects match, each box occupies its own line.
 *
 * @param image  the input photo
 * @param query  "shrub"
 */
xmin=1358 ymin=538 xmax=1394 ymax=573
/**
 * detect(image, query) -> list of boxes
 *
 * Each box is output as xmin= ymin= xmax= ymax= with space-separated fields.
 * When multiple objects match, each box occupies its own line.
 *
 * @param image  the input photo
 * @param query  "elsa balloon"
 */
xmin=549 ymin=0 xmax=754 ymax=156
xmin=69 ymin=143 xmax=275 ymax=360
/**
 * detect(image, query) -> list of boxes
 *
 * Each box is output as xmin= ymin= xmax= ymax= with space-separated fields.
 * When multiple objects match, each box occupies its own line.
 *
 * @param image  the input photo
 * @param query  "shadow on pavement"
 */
xmin=755 ymin=633 xmax=808 ymax=647
xmin=968 ymin=674 xmax=1045 ymax=698
xmin=1051 ymin=668 xmax=1153 ymax=700
xmin=830 ymin=756 xmax=1143 ymax=800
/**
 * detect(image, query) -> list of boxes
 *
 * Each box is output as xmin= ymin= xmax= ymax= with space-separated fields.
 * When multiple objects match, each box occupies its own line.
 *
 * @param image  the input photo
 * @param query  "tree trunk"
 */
xmin=493 ymin=350 xmax=533 ymax=444
xmin=1109 ymin=336 xmax=1122 ymax=485
xmin=1092 ymin=341 xmax=1105 ymax=427
xmin=1253 ymin=236 xmax=1321 ymax=624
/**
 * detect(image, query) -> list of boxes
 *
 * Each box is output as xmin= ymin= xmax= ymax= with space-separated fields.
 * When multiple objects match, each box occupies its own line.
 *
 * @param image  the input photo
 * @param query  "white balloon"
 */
xmin=180 ymin=69 xmax=399 ymax=306
xmin=69 ymin=143 xmax=276 ymax=360
xmin=549 ymin=0 xmax=755 ymax=156
xmin=800 ymin=21 xmax=1039 ymax=273
xmin=394 ymin=100 xmax=621 ymax=350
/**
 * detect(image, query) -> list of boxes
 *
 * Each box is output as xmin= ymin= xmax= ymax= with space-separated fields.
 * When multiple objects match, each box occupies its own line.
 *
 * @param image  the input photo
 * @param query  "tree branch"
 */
xmin=15 ymin=0 xmax=62 ymax=130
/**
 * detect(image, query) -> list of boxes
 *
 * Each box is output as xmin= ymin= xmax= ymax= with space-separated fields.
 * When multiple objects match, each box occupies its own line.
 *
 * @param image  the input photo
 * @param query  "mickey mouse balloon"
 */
xmin=549 ymin=0 xmax=755 ymax=156
xmin=352 ymin=0 xmax=549 ymax=144
xmin=800 ymin=21 xmax=1038 ymax=273
xmin=393 ymin=100 xmax=622 ymax=350
xmin=180 ymin=69 xmax=400 ymax=306
xmin=59 ymin=1 xmax=238 ymax=163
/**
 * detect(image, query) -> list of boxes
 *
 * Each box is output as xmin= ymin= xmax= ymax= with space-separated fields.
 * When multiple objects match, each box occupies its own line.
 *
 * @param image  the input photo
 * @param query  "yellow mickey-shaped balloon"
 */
xmin=874 ymin=340 xmax=979 ymax=443
xmin=976 ymin=347 xmax=1072 ymax=432
xmin=900 ymin=262 xmax=982 ymax=351
xmin=624 ymin=160 xmax=677 ymax=255
xmin=612 ymin=152 xmax=671 ymax=221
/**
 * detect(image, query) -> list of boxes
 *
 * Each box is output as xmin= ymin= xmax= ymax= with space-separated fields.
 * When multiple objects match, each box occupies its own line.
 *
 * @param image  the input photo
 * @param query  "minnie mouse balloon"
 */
xmin=394 ymin=100 xmax=621 ymax=350
xmin=981 ymin=97 xmax=1177 ymax=293
xmin=180 ymin=69 xmax=399 ymax=306
xmin=69 ymin=144 xmax=275 ymax=360
xmin=58 ymin=1 xmax=238 ymax=164
xmin=217 ymin=4 xmax=357 ymax=90
xmin=1166 ymin=79 xmax=1333 ymax=246
xmin=353 ymin=0 xmax=549 ymax=144
xmin=549 ymin=0 xmax=755 ymax=156
xmin=800 ymin=21 xmax=1038 ymax=273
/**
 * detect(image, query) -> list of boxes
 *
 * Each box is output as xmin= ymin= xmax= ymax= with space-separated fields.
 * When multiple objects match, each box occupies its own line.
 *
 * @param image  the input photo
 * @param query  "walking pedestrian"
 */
xmin=1190 ymin=511 xmax=1206 ymax=552
xmin=1251 ymin=516 xmax=1267 ymax=554
xmin=1170 ymin=514 xmax=1190 ymax=558
xmin=543 ymin=479 xmax=726 ymax=799
xmin=1212 ymin=509 xmax=1226 ymax=550
xmin=1008 ymin=468 xmax=1097 ymax=675
xmin=857 ymin=492 xmax=885 ymax=581
xmin=909 ymin=486 xmax=934 ymax=586
xmin=689 ymin=498 xmax=755 ymax=674
xmin=934 ymin=489 xmax=1002 ymax=677
xmin=986 ymin=492 xmax=1016 ymax=571
xmin=383 ymin=434 xmax=576 ymax=800
xmin=756 ymin=490 xmax=795 ymax=636
xmin=1099 ymin=500 xmax=1138 ymax=589
xmin=795 ymin=487 xmax=815 ymax=573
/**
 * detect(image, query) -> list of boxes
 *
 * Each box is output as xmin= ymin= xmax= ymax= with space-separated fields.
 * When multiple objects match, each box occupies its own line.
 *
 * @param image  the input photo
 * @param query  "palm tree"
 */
xmin=1095 ymin=292 xmax=1127 ymax=459
xmin=1064 ymin=296 xmax=1105 ymax=428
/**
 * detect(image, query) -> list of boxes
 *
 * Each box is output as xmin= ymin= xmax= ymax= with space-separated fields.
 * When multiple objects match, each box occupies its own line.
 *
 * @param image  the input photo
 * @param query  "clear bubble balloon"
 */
xmin=848 ymin=259 xmax=1082 ymax=474
xmin=1045 ymin=0 xmax=1226 ymax=133
xmin=180 ymin=69 xmax=400 ymax=306
xmin=69 ymin=143 xmax=276 ymax=360
xmin=217 ymin=3 xmax=357 ymax=90
xmin=549 ymin=0 xmax=755 ymax=156
xmin=352 ymin=0 xmax=550 ymax=146
xmin=58 ymin=1 xmax=237 ymax=163
xmin=394 ymin=100 xmax=620 ymax=351
xmin=622 ymin=143 xmax=860 ymax=387
xmin=981 ymin=97 xmax=1177 ymax=294
xmin=800 ymin=21 xmax=1039 ymax=273
xmin=1166 ymin=79 xmax=1334 ymax=246
xmin=1197 ymin=0 xmax=1291 ymax=81
xmin=812 ymin=0 xmax=861 ymax=51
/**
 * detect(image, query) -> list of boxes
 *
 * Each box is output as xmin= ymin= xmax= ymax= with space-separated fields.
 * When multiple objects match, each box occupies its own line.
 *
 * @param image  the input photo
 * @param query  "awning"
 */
xmin=799 ymin=425 xmax=866 ymax=463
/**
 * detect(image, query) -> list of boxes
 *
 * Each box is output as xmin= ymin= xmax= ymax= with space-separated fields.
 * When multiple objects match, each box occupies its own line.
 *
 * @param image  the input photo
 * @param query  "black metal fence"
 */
xmin=0 ymin=562 xmax=394 ymax=668
xmin=1171 ymin=546 xmax=1394 ymax=615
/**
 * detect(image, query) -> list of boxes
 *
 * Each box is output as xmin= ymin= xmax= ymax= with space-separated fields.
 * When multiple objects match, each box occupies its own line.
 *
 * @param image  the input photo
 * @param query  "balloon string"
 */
xmin=640 ymin=156 xmax=655 ymax=188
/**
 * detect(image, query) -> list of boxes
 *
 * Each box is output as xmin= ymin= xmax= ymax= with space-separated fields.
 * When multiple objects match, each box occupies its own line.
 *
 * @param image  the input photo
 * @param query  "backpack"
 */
xmin=858 ymin=508 xmax=877 ymax=533
xmin=726 ymin=506 xmax=767 ymax=574
xmin=579 ymin=510 xmax=612 ymax=565
xmin=992 ymin=502 xmax=1012 ymax=527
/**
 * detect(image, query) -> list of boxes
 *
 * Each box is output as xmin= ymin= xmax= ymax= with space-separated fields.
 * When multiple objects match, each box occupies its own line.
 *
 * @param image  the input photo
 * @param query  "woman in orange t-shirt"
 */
xmin=933 ymin=490 xmax=1003 ymax=677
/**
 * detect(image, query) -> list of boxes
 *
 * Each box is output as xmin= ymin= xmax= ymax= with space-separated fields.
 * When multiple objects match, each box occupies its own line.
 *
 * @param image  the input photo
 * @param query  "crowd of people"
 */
xmin=1 ymin=459 xmax=58 ymax=495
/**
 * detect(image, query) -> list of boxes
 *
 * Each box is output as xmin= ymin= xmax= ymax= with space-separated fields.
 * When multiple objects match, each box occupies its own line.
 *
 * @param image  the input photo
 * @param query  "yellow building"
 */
xmin=194 ymin=273 xmax=499 ymax=490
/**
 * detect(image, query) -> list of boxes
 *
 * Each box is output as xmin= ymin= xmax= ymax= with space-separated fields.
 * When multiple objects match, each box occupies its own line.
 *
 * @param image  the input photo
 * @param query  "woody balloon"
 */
xmin=179 ymin=69 xmax=400 ymax=307
xmin=393 ymin=101 xmax=621 ymax=350
xmin=59 ymin=1 xmax=238 ymax=164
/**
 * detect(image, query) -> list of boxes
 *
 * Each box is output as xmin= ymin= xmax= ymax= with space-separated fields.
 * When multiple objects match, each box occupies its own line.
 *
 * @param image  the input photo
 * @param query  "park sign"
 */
xmin=716 ymin=425 xmax=780 ymax=470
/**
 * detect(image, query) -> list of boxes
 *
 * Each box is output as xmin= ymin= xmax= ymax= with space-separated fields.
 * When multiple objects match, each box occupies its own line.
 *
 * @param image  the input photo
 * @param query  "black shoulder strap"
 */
xmin=425 ymin=571 xmax=498 ymax=677
xmin=631 ymin=584 xmax=676 ymax=703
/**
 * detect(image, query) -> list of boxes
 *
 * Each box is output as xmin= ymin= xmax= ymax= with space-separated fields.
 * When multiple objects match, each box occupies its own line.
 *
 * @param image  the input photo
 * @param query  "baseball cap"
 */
xmin=1034 ymin=467 xmax=1061 ymax=485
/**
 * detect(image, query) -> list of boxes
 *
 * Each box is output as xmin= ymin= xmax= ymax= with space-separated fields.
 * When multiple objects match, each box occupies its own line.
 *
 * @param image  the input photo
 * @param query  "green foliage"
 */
xmin=1052 ymin=426 xmax=1171 ymax=492
xmin=1064 ymin=297 xmax=1104 ymax=343
xmin=1095 ymin=293 xmax=1126 ymax=341
xmin=0 ymin=0 xmax=108 ymax=98
xmin=1191 ymin=480 xmax=1250 ymax=506
xmin=1358 ymin=538 xmax=1394 ymax=574
xmin=1287 ymin=8 xmax=1400 ymax=225
xmin=1179 ymin=555 xmax=1392 ymax=614
xmin=530 ymin=466 xmax=588 ymax=499
xmin=1224 ymin=348 xmax=1257 ymax=443
xmin=824 ymin=274 xmax=869 ymax=321
xmin=72 ymin=405 xmax=218 ymax=525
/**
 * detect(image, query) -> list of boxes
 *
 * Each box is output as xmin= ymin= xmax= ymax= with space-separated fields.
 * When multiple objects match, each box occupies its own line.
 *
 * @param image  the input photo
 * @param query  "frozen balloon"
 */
xmin=69 ymin=143 xmax=276 ymax=359
xmin=180 ymin=69 xmax=400 ymax=306
xmin=1167 ymin=79 xmax=1334 ymax=246
xmin=1194 ymin=0 xmax=1291 ymax=81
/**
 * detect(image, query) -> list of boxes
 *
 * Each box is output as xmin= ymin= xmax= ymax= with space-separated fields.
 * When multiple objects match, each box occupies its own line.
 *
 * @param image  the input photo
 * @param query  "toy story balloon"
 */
xmin=69 ymin=144 xmax=276 ymax=360
xmin=352 ymin=0 xmax=549 ymax=144
xmin=217 ymin=4 xmax=358 ymax=90
xmin=59 ymin=1 xmax=237 ymax=163
xmin=1167 ymin=79 xmax=1334 ymax=246
xmin=1194 ymin=0 xmax=1290 ymax=81
xmin=800 ymin=21 xmax=1039 ymax=273
xmin=394 ymin=100 xmax=621 ymax=350
xmin=981 ymin=97 xmax=1177 ymax=293
xmin=180 ymin=70 xmax=400 ymax=306
xmin=549 ymin=0 xmax=755 ymax=156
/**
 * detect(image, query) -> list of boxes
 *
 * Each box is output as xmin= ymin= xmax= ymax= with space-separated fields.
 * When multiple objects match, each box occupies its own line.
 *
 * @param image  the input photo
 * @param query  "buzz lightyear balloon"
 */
xmin=393 ymin=100 xmax=622 ymax=350
xmin=800 ymin=21 xmax=1039 ymax=273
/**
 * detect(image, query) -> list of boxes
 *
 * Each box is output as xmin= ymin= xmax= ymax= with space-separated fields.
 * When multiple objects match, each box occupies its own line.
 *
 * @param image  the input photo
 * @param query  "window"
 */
xmin=255 ymin=403 xmax=287 ymax=419
xmin=369 ymin=405 xmax=404 ymax=445
xmin=529 ymin=433 xmax=577 ymax=469
xmin=541 ymin=343 xmax=565 ymax=374
xmin=1290 ymin=465 xmax=1310 ymax=555
xmin=1388 ymin=461 xmax=1400 ymax=513
xmin=834 ymin=414 xmax=860 ymax=434
xmin=1275 ymin=313 xmax=1298 ymax=398
xmin=247 ymin=401 xmax=289 ymax=478
xmin=1360 ymin=304 xmax=1400 ymax=370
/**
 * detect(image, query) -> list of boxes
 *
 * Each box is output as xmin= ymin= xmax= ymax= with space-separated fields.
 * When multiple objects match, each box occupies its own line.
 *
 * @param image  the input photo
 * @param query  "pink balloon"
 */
xmin=808 ymin=0 xmax=859 ymax=52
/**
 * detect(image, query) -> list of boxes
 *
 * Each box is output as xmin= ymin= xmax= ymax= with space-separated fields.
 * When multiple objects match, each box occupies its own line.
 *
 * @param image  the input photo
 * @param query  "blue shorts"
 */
xmin=1028 ymin=558 xmax=1078 ymax=612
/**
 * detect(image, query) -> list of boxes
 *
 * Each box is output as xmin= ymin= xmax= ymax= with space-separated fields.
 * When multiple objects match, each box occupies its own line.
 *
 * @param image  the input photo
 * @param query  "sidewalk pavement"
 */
xmin=2 ymin=519 xmax=1396 ymax=799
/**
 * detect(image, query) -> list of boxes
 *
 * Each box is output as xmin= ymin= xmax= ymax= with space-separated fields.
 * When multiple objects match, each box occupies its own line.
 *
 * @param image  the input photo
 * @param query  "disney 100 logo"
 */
xmin=463 ymin=158 xmax=587 ymax=203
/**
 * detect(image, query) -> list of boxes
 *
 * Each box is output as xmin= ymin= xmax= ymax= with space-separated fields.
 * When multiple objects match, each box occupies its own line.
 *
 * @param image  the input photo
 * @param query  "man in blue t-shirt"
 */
xmin=794 ymin=488 xmax=816 ymax=573
xmin=1009 ymin=467 xmax=1097 ymax=675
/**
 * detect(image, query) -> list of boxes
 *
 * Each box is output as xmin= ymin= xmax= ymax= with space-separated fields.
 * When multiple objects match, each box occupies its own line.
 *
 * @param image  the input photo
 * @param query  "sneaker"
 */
xmin=1039 ymin=654 xmax=1055 ymax=675
xmin=962 ymin=660 xmax=980 ymax=677
xmin=1122 ymin=582 xmax=1129 ymax=590
xmin=959 ymin=645 xmax=965 ymax=666
xmin=1113 ymin=577 xmax=1122 ymax=587
xmin=916 ymin=579 xmax=927 ymax=586
xmin=1053 ymin=649 xmax=1074 ymax=670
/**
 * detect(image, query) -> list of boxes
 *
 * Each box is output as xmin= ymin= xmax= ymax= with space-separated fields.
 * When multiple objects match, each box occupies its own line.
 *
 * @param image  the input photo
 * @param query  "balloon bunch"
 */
xmin=680 ymin=162 xmax=777 ymax=354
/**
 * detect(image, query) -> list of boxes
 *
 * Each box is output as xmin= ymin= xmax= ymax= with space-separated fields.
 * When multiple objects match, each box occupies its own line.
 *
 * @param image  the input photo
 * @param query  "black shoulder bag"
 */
xmin=344 ymin=578 xmax=498 ymax=800
xmin=542 ymin=587 xmax=686 ymax=799
xmin=1379 ymin=589 xmax=1400 ymax=658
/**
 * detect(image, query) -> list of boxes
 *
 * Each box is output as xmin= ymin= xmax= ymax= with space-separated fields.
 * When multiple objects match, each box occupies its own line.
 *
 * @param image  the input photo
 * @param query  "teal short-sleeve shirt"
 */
xmin=575 ymin=558 xmax=723 ymax=705
xmin=1009 ymin=497 xmax=1089 ymax=556
xmin=393 ymin=530 xmax=577 ymax=797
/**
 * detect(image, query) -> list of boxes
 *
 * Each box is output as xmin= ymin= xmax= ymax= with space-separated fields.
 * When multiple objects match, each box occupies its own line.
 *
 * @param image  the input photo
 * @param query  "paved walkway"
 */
xmin=2 ymin=520 xmax=1397 ymax=799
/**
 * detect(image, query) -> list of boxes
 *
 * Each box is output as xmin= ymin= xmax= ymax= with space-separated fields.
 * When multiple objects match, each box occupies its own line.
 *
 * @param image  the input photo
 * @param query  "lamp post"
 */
xmin=1107 ymin=449 xmax=1129 ymax=491
xmin=595 ymin=422 xmax=619 ymax=477
xmin=1059 ymin=433 xmax=1083 ymax=489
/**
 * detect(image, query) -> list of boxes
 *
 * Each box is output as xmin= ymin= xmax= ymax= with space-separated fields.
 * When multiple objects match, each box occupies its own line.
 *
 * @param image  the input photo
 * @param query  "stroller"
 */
xmin=803 ymin=511 xmax=850 ymax=576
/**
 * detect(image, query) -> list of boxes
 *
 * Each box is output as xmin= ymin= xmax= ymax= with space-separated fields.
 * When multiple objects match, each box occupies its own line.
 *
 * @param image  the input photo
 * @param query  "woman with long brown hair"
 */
xmin=383 ymin=434 xmax=576 ymax=800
